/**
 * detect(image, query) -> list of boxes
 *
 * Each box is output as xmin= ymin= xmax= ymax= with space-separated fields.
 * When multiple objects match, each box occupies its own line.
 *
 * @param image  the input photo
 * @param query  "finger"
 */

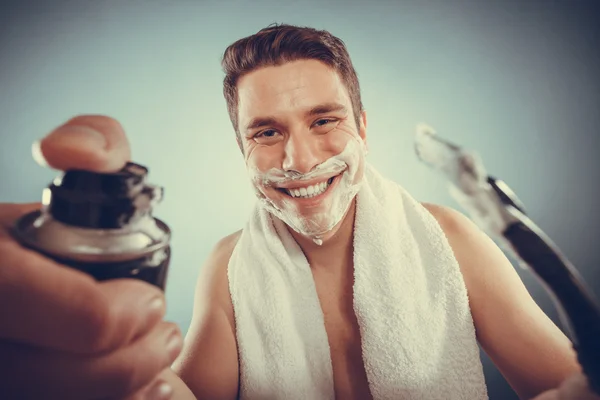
xmin=0 ymin=322 xmax=183 ymax=400
xmin=0 ymin=239 xmax=165 ymax=354
xmin=558 ymin=372 xmax=600 ymax=400
xmin=36 ymin=115 xmax=131 ymax=173
xmin=530 ymin=389 xmax=559 ymax=400
xmin=120 ymin=373 xmax=175 ymax=400
xmin=0 ymin=202 xmax=41 ymax=235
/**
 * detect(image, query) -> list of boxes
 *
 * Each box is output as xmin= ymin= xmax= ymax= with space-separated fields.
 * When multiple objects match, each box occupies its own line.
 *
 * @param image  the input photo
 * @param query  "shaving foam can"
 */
xmin=12 ymin=162 xmax=171 ymax=290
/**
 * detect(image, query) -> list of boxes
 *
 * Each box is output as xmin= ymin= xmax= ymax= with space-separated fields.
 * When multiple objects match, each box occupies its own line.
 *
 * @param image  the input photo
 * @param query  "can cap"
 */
xmin=45 ymin=162 xmax=163 ymax=229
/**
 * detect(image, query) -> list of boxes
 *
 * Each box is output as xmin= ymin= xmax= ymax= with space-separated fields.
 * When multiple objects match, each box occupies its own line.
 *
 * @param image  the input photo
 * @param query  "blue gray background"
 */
xmin=1 ymin=1 xmax=599 ymax=398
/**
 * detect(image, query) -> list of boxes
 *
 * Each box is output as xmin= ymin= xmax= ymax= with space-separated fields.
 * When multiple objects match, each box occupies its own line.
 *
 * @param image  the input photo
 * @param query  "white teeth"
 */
xmin=285 ymin=179 xmax=333 ymax=199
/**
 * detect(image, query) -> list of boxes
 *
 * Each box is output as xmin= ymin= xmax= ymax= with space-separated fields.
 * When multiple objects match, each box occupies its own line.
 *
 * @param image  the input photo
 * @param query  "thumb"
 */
xmin=530 ymin=389 xmax=559 ymax=400
xmin=35 ymin=115 xmax=131 ymax=173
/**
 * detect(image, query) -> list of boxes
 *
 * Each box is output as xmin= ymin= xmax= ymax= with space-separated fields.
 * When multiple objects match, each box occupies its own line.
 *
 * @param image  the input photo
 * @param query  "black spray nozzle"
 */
xmin=45 ymin=162 xmax=162 ymax=229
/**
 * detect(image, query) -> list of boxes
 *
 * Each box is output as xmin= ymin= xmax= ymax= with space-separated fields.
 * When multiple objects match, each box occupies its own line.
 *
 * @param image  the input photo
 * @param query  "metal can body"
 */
xmin=51 ymin=248 xmax=171 ymax=289
xmin=12 ymin=162 xmax=172 ymax=290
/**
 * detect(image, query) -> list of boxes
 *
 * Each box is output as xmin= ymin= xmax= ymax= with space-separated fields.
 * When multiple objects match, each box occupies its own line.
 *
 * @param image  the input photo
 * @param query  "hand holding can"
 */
xmin=0 ymin=115 xmax=181 ymax=400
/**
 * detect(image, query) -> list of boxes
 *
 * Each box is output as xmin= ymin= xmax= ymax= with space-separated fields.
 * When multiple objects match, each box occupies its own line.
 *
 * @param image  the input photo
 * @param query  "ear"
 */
xmin=359 ymin=110 xmax=368 ymax=155
xmin=358 ymin=110 xmax=367 ymax=141
xmin=358 ymin=110 xmax=369 ymax=155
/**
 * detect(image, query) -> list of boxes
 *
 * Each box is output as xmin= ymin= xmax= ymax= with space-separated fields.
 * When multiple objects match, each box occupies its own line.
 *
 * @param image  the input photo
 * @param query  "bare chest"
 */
xmin=311 ymin=268 xmax=374 ymax=400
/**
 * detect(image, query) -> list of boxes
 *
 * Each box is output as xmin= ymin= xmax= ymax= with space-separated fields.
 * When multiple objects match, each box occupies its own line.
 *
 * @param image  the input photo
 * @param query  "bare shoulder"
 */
xmin=196 ymin=230 xmax=243 ymax=297
xmin=421 ymin=202 xmax=472 ymax=235
xmin=213 ymin=230 xmax=243 ymax=259
xmin=191 ymin=229 xmax=243 ymax=316
xmin=172 ymin=230 xmax=243 ymax=400
xmin=420 ymin=202 xmax=489 ymax=280
xmin=207 ymin=230 xmax=243 ymax=270
xmin=421 ymin=202 xmax=578 ymax=398
xmin=420 ymin=202 xmax=452 ymax=218
xmin=420 ymin=201 xmax=505 ymax=291
xmin=421 ymin=201 xmax=523 ymax=299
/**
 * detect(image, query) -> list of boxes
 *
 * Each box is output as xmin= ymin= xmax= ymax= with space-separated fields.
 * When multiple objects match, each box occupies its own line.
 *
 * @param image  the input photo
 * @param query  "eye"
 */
xmin=258 ymin=130 xmax=277 ymax=137
xmin=312 ymin=118 xmax=339 ymax=133
xmin=253 ymin=129 xmax=282 ymax=144
xmin=314 ymin=118 xmax=335 ymax=127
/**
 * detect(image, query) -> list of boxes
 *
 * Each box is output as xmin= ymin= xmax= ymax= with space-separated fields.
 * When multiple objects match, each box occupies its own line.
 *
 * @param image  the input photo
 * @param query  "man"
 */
xmin=0 ymin=24 xmax=595 ymax=400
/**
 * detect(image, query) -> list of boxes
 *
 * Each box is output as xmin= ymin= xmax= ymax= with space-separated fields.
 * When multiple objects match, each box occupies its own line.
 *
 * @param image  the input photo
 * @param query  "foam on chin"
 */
xmin=248 ymin=139 xmax=366 ymax=245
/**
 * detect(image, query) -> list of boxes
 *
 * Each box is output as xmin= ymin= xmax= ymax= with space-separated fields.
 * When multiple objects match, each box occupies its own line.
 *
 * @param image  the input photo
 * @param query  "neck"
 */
xmin=287 ymin=199 xmax=357 ymax=270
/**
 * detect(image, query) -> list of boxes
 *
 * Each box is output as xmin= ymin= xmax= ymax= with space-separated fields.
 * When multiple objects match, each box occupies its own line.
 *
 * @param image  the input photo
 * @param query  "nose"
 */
xmin=282 ymin=133 xmax=320 ymax=174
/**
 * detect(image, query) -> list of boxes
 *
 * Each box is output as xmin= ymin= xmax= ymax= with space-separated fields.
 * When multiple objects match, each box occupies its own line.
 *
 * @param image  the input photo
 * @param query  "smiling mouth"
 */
xmin=276 ymin=176 xmax=337 ymax=199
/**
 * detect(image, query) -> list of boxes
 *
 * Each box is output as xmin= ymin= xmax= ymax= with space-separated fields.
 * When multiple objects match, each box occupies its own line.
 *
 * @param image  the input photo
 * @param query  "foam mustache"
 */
xmin=250 ymin=156 xmax=348 ymax=187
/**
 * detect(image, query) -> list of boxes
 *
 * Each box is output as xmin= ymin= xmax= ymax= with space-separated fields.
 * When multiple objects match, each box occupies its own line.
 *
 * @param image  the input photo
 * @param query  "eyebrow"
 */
xmin=244 ymin=102 xmax=348 ymax=133
xmin=306 ymin=102 xmax=348 ymax=117
xmin=245 ymin=117 xmax=279 ymax=132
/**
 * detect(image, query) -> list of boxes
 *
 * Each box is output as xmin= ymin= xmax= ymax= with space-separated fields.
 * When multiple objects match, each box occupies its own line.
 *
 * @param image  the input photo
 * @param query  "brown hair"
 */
xmin=221 ymin=23 xmax=364 ymax=151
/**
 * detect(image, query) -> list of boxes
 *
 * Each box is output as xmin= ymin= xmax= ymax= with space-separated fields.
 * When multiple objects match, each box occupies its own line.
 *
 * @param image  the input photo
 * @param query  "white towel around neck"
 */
xmin=228 ymin=164 xmax=488 ymax=400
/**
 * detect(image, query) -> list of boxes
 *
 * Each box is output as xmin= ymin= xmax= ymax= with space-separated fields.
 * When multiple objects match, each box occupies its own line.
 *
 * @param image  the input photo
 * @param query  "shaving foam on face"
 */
xmin=248 ymin=138 xmax=366 ymax=245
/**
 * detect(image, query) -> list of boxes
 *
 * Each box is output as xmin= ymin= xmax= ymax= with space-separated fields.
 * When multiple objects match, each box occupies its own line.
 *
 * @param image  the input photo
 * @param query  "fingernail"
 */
xmin=148 ymin=295 xmax=166 ymax=318
xmin=145 ymin=380 xmax=173 ymax=400
xmin=165 ymin=328 xmax=183 ymax=362
xmin=135 ymin=296 xmax=165 ymax=340
xmin=31 ymin=140 xmax=50 ymax=168
xmin=143 ymin=296 xmax=165 ymax=330
xmin=51 ymin=125 xmax=108 ymax=150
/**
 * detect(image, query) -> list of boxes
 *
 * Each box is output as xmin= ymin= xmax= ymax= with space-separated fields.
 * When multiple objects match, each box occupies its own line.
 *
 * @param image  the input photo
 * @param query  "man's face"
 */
xmin=237 ymin=59 xmax=367 ymax=243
